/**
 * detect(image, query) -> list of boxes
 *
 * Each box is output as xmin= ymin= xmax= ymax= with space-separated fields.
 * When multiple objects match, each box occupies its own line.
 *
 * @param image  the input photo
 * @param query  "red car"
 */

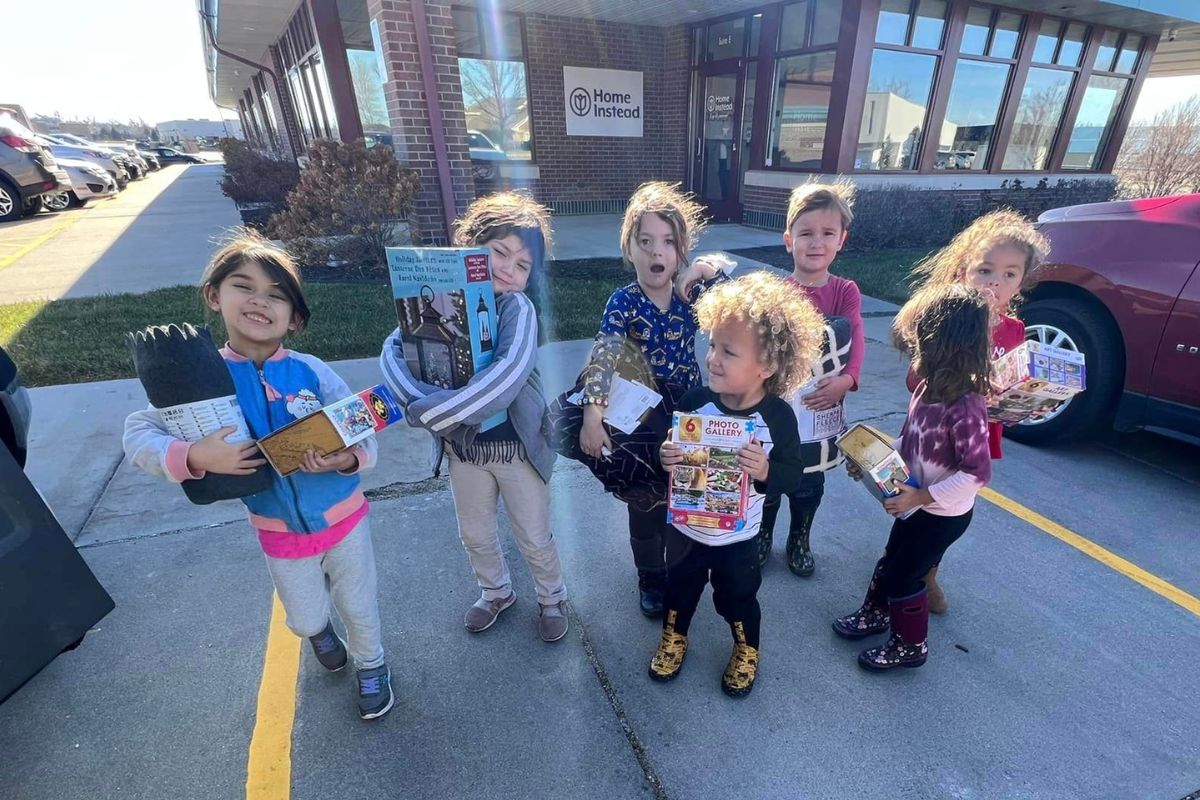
xmin=1009 ymin=194 xmax=1200 ymax=444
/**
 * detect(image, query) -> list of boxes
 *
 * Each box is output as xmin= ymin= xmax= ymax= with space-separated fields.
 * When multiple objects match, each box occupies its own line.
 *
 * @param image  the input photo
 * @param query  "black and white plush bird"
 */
xmin=127 ymin=323 xmax=272 ymax=505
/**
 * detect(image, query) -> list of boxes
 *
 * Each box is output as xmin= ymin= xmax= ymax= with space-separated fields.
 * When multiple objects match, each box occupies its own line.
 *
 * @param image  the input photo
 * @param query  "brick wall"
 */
xmin=475 ymin=13 xmax=691 ymax=212
xmin=368 ymin=0 xmax=475 ymax=243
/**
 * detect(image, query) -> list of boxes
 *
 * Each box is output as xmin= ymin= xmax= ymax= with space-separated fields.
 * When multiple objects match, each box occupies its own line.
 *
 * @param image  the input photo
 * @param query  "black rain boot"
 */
xmin=785 ymin=502 xmax=818 ymax=577
xmin=637 ymin=571 xmax=665 ymax=618
xmin=755 ymin=495 xmax=781 ymax=568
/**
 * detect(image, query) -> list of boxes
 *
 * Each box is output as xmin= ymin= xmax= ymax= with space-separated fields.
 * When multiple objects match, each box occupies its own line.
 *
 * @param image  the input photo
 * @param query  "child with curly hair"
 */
xmin=893 ymin=209 xmax=1049 ymax=611
xmin=652 ymin=271 xmax=824 ymax=697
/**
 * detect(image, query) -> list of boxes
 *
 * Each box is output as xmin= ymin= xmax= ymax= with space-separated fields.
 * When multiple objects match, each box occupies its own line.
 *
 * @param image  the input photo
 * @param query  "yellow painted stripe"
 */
xmin=0 ymin=211 xmax=86 ymax=272
xmin=245 ymin=593 xmax=300 ymax=800
xmin=980 ymin=487 xmax=1200 ymax=618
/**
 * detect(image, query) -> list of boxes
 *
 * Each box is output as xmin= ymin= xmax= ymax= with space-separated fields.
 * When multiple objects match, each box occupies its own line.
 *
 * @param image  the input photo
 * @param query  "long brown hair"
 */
xmin=619 ymin=181 xmax=707 ymax=269
xmin=201 ymin=229 xmax=311 ymax=331
xmin=907 ymin=283 xmax=991 ymax=405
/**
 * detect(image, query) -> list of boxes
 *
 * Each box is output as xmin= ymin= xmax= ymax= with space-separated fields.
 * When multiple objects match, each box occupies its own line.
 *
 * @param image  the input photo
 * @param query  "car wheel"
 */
xmin=43 ymin=192 xmax=71 ymax=212
xmin=67 ymin=192 xmax=88 ymax=208
xmin=1005 ymin=297 xmax=1123 ymax=445
xmin=0 ymin=179 xmax=20 ymax=222
xmin=22 ymin=195 xmax=44 ymax=216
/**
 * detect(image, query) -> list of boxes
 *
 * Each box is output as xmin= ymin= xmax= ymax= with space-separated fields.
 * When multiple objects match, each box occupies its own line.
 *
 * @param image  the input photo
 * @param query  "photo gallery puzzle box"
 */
xmin=668 ymin=412 xmax=754 ymax=531
xmin=386 ymin=246 xmax=504 ymax=431
xmin=989 ymin=340 xmax=1087 ymax=425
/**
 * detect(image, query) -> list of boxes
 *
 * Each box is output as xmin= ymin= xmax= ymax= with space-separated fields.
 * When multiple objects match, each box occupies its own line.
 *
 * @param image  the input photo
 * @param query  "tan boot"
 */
xmin=720 ymin=621 xmax=759 ymax=698
xmin=925 ymin=566 xmax=948 ymax=614
xmin=648 ymin=610 xmax=688 ymax=682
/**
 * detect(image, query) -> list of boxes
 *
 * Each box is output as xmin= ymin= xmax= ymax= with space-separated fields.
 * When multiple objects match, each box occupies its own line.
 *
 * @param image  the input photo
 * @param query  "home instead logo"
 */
xmin=568 ymin=87 xmax=640 ymax=120
xmin=563 ymin=66 xmax=644 ymax=137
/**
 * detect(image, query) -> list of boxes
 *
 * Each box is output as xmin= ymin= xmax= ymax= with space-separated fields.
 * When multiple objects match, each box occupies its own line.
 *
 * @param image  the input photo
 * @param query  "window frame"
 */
xmin=451 ymin=6 xmax=536 ymax=164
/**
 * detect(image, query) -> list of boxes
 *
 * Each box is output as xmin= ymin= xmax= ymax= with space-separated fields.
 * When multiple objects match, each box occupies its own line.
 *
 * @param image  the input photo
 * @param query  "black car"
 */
xmin=151 ymin=147 xmax=204 ymax=165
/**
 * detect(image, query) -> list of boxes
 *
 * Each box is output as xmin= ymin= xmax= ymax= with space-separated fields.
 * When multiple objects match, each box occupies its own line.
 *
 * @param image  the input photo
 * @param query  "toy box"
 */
xmin=836 ymin=423 xmax=919 ymax=519
xmin=989 ymin=341 xmax=1087 ymax=425
xmin=668 ymin=412 xmax=754 ymax=532
xmin=386 ymin=246 xmax=504 ymax=431
xmin=257 ymin=384 xmax=403 ymax=477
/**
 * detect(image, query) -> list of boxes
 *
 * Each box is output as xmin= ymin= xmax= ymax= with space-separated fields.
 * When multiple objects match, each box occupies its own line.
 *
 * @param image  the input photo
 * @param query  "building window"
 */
xmin=1002 ymin=67 xmax=1074 ymax=170
xmin=1115 ymin=34 xmax=1142 ymax=73
xmin=338 ymin=0 xmax=391 ymax=141
xmin=277 ymin=3 xmax=337 ymax=146
xmin=691 ymin=13 xmax=763 ymax=64
xmin=934 ymin=6 xmax=1023 ymax=171
xmin=1062 ymin=75 xmax=1128 ymax=170
xmin=453 ymin=8 xmax=532 ymax=161
xmin=767 ymin=1 xmax=841 ymax=170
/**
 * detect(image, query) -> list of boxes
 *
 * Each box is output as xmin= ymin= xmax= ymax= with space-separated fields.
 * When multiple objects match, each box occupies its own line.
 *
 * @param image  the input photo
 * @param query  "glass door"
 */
xmin=691 ymin=64 xmax=745 ymax=222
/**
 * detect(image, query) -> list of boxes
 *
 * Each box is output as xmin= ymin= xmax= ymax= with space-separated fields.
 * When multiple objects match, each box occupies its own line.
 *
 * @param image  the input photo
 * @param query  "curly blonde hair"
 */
xmin=695 ymin=270 xmax=825 ymax=397
xmin=453 ymin=191 xmax=553 ymax=253
xmin=893 ymin=209 xmax=1049 ymax=349
xmin=785 ymin=180 xmax=856 ymax=232
xmin=619 ymin=181 xmax=707 ymax=269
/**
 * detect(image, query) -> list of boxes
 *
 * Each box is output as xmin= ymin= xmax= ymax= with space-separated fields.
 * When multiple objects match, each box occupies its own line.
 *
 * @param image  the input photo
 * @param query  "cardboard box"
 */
xmin=668 ymin=412 xmax=754 ymax=533
xmin=836 ymin=423 xmax=918 ymax=518
xmin=386 ymin=246 xmax=504 ymax=431
xmin=258 ymin=384 xmax=403 ymax=477
xmin=989 ymin=341 xmax=1087 ymax=425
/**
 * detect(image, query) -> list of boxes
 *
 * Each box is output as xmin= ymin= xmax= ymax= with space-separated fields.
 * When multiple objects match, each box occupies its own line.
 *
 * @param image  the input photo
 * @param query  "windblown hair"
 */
xmin=906 ymin=283 xmax=991 ymax=405
xmin=785 ymin=180 xmax=856 ymax=232
xmin=201 ymin=228 xmax=311 ymax=332
xmin=894 ymin=209 xmax=1049 ymax=349
xmin=453 ymin=190 xmax=553 ymax=255
xmin=620 ymin=181 xmax=707 ymax=269
xmin=694 ymin=270 xmax=825 ymax=397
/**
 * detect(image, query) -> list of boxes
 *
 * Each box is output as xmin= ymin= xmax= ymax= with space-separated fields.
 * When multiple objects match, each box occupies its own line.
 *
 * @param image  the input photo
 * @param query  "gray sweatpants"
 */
xmin=262 ymin=516 xmax=385 ymax=669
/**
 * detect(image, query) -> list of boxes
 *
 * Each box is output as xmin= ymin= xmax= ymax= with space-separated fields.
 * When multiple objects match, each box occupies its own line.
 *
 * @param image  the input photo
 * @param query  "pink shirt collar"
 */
xmin=220 ymin=343 xmax=290 ymax=363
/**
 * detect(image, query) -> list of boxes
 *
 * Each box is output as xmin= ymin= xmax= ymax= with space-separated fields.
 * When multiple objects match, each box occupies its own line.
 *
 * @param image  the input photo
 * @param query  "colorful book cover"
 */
xmin=668 ymin=412 xmax=754 ymax=532
xmin=386 ymin=246 xmax=504 ymax=431
xmin=989 ymin=341 xmax=1087 ymax=425
xmin=836 ymin=423 xmax=919 ymax=519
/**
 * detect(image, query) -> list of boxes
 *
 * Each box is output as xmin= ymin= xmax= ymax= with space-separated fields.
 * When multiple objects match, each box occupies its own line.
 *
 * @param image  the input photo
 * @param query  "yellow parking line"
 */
xmin=245 ymin=593 xmax=300 ymax=800
xmin=981 ymin=487 xmax=1200 ymax=618
xmin=0 ymin=211 xmax=86 ymax=272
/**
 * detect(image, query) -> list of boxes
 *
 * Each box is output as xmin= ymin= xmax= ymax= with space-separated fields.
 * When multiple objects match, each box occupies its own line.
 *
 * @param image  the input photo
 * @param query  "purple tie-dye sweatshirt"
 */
xmin=897 ymin=381 xmax=993 ymax=517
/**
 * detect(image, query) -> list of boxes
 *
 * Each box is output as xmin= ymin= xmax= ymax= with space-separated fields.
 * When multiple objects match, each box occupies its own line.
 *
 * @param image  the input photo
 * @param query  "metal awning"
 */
xmin=198 ymin=0 xmax=302 ymax=108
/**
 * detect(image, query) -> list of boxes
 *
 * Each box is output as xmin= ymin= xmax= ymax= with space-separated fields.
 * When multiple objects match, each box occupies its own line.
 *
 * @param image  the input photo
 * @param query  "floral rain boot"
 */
xmin=832 ymin=558 xmax=889 ymax=638
xmin=858 ymin=588 xmax=929 ymax=672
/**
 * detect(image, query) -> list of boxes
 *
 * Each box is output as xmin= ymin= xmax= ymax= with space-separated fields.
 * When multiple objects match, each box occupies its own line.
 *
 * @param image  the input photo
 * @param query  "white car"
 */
xmin=41 ymin=157 xmax=118 ymax=211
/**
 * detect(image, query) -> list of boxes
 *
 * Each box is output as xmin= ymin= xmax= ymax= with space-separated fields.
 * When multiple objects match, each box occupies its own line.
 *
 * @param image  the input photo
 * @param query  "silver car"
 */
xmin=35 ymin=136 xmax=128 ymax=188
xmin=40 ymin=157 xmax=118 ymax=211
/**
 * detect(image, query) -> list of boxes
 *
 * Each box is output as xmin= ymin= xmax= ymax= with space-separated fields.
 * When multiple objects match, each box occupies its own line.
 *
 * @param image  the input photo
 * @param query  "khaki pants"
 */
xmin=446 ymin=450 xmax=566 ymax=606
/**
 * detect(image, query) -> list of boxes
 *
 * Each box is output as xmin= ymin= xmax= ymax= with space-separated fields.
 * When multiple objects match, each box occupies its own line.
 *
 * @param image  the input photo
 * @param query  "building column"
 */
xmin=309 ymin=0 xmax=365 ymax=143
xmin=366 ymin=0 xmax=475 ymax=243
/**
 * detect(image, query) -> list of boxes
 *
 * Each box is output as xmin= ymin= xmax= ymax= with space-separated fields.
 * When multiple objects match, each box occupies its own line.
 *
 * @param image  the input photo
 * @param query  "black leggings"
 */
xmin=663 ymin=527 xmax=762 ymax=648
xmin=628 ymin=505 xmax=668 ymax=576
xmin=760 ymin=471 xmax=825 ymax=534
xmin=878 ymin=508 xmax=973 ymax=599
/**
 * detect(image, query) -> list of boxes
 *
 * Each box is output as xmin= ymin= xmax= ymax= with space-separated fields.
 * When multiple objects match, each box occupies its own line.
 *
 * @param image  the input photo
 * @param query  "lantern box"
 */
xmin=386 ymin=246 xmax=505 ymax=431
xmin=258 ymin=384 xmax=404 ymax=477
xmin=988 ymin=341 xmax=1087 ymax=425
xmin=835 ymin=423 xmax=919 ymax=519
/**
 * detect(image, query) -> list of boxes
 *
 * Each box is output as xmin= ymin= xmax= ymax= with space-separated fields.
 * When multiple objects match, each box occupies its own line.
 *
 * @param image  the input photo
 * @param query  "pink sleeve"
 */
xmin=927 ymin=470 xmax=984 ymax=508
xmin=165 ymin=440 xmax=205 ymax=481
xmin=839 ymin=279 xmax=865 ymax=389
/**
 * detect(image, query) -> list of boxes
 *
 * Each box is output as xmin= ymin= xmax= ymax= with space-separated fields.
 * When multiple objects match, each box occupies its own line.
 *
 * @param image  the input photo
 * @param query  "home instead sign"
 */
xmin=563 ymin=66 xmax=644 ymax=137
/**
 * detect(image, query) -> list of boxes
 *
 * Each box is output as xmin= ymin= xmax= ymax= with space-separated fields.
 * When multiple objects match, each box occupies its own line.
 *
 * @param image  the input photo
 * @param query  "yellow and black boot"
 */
xmin=648 ymin=610 xmax=688 ymax=682
xmin=720 ymin=621 xmax=759 ymax=698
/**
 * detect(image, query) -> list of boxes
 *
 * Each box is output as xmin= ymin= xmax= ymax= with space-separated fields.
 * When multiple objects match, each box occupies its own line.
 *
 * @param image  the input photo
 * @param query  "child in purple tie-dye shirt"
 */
xmin=833 ymin=284 xmax=993 ymax=672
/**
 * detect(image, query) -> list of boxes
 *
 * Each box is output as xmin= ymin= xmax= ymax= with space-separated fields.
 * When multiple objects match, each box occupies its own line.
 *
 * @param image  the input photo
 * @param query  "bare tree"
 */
xmin=349 ymin=54 xmax=389 ymax=131
xmin=457 ymin=58 xmax=526 ymax=152
xmin=1116 ymin=95 xmax=1200 ymax=198
xmin=1005 ymin=82 xmax=1070 ymax=169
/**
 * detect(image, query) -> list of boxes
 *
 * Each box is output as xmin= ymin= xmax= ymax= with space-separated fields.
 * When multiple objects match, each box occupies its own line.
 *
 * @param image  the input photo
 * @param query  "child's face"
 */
xmin=630 ymin=213 xmax=679 ymax=294
xmin=484 ymin=233 xmax=532 ymax=294
xmin=784 ymin=208 xmax=847 ymax=279
xmin=206 ymin=259 xmax=296 ymax=347
xmin=706 ymin=318 xmax=774 ymax=399
xmin=964 ymin=242 xmax=1026 ymax=314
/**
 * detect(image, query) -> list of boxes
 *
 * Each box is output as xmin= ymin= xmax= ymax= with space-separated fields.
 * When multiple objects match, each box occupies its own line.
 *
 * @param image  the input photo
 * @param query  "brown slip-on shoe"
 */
xmin=538 ymin=600 xmax=569 ymax=642
xmin=464 ymin=593 xmax=516 ymax=633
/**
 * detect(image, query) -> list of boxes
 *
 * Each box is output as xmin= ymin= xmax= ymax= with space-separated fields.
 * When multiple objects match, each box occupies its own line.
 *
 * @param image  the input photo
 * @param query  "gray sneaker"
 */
xmin=464 ymin=593 xmax=516 ymax=633
xmin=308 ymin=622 xmax=348 ymax=672
xmin=538 ymin=601 xmax=569 ymax=643
xmin=356 ymin=664 xmax=394 ymax=720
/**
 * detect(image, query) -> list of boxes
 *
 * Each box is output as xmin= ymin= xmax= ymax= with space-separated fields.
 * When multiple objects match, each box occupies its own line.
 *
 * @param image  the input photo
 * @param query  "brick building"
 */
xmin=199 ymin=0 xmax=1200 ymax=242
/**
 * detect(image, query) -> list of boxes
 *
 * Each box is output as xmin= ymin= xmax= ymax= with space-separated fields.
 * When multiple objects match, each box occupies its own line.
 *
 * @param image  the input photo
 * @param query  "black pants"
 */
xmin=760 ymin=471 xmax=826 ymax=535
xmin=663 ymin=527 xmax=762 ymax=648
xmin=628 ymin=505 xmax=669 ymax=577
xmin=877 ymin=508 xmax=973 ymax=600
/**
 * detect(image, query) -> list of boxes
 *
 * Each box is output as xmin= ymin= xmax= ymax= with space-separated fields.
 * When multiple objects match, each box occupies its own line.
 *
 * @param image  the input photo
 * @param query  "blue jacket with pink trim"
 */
xmin=123 ymin=346 xmax=377 ymax=534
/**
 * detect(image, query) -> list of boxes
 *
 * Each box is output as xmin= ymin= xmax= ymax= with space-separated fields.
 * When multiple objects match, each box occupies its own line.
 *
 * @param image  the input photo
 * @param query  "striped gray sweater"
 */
xmin=379 ymin=291 xmax=556 ymax=483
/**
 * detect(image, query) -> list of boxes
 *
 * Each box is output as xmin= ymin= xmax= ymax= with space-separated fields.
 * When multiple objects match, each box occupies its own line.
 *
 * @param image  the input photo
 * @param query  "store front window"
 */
xmin=338 ymin=0 xmax=391 ymax=143
xmin=453 ymin=8 xmax=533 ymax=161
xmin=766 ymin=0 xmax=841 ymax=171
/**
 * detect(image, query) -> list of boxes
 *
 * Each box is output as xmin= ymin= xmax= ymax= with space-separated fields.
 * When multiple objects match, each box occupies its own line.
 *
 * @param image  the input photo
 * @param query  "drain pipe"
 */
xmin=411 ymin=0 xmax=459 ymax=241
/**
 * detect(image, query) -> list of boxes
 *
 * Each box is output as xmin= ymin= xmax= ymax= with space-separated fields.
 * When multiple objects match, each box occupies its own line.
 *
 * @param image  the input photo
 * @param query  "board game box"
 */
xmin=668 ymin=412 xmax=754 ymax=532
xmin=989 ymin=341 xmax=1087 ymax=425
xmin=836 ymin=423 xmax=919 ymax=518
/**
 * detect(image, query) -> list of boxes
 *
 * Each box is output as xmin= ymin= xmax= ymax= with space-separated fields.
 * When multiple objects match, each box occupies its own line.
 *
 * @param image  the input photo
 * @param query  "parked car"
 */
xmin=150 ymin=146 xmax=204 ymax=165
xmin=36 ymin=136 xmax=128 ymax=189
xmin=135 ymin=148 xmax=160 ymax=170
xmin=1010 ymin=194 xmax=1200 ymax=444
xmin=44 ymin=135 xmax=144 ymax=180
xmin=0 ymin=345 xmax=31 ymax=468
xmin=40 ymin=157 xmax=118 ymax=211
xmin=0 ymin=114 xmax=69 ymax=222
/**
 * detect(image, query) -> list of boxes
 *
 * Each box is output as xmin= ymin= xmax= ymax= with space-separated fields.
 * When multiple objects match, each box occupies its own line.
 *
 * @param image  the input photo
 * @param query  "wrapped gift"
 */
xmin=257 ymin=384 xmax=403 ymax=476
xmin=989 ymin=341 xmax=1087 ymax=425
xmin=836 ymin=423 xmax=918 ymax=518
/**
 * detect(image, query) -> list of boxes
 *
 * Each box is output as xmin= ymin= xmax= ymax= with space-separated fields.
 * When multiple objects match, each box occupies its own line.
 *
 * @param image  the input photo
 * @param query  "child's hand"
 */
xmin=186 ymin=427 xmax=266 ymax=476
xmin=883 ymin=483 xmax=932 ymax=517
xmin=580 ymin=404 xmax=613 ymax=459
xmin=802 ymin=374 xmax=854 ymax=410
xmin=845 ymin=460 xmax=863 ymax=481
xmin=673 ymin=255 xmax=726 ymax=303
xmin=737 ymin=439 xmax=770 ymax=482
xmin=660 ymin=434 xmax=682 ymax=473
xmin=298 ymin=449 xmax=359 ymax=474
